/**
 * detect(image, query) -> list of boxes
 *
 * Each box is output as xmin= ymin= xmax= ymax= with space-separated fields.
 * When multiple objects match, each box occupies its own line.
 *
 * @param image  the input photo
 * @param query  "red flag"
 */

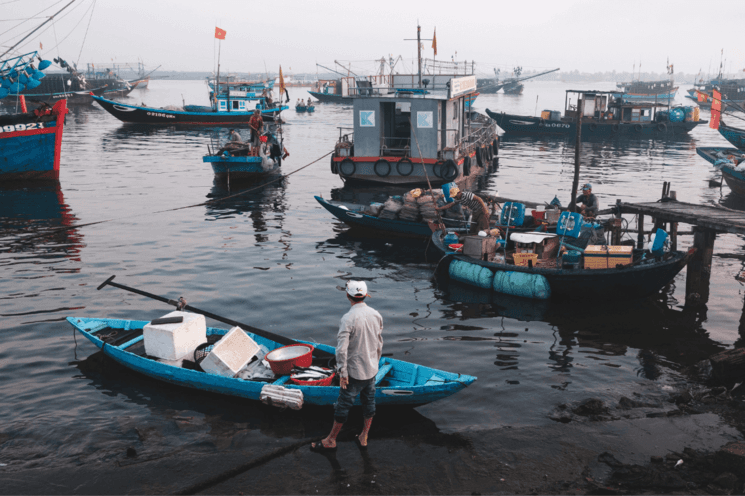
xmin=710 ymin=89 xmax=722 ymax=130
xmin=215 ymin=27 xmax=226 ymax=40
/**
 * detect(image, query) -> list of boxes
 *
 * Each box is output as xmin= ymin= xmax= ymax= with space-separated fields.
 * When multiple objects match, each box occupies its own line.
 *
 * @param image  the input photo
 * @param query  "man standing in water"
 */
xmin=311 ymin=280 xmax=383 ymax=452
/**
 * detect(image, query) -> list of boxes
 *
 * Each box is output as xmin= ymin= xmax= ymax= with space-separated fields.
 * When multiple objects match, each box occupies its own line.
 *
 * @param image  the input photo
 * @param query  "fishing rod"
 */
xmin=97 ymin=275 xmax=335 ymax=359
xmin=315 ymin=63 xmax=348 ymax=78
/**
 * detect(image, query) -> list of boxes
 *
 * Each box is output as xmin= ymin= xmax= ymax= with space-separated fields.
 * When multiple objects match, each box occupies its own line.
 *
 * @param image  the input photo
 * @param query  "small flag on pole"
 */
xmin=39 ymin=42 xmax=43 ymax=50
xmin=215 ymin=27 xmax=226 ymax=40
xmin=432 ymin=28 xmax=437 ymax=56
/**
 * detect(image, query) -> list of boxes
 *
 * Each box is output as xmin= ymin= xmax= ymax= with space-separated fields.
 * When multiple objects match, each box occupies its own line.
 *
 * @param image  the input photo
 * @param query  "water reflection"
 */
xmin=205 ymin=178 xmax=288 ymax=245
xmin=0 ymin=181 xmax=83 ymax=264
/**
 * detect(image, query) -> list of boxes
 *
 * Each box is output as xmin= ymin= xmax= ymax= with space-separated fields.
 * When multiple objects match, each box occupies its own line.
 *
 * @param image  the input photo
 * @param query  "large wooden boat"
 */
xmin=717 ymin=121 xmax=745 ymax=151
xmin=696 ymin=146 xmax=745 ymax=196
xmin=487 ymin=89 xmax=705 ymax=137
xmin=431 ymin=228 xmax=691 ymax=301
xmin=0 ymin=99 xmax=68 ymax=180
xmin=329 ymin=75 xmax=498 ymax=187
xmin=66 ymin=316 xmax=476 ymax=407
xmin=615 ymin=79 xmax=678 ymax=102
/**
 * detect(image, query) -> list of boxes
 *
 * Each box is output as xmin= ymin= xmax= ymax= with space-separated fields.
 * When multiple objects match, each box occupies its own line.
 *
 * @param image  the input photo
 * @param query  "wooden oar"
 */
xmin=97 ymin=275 xmax=334 ymax=359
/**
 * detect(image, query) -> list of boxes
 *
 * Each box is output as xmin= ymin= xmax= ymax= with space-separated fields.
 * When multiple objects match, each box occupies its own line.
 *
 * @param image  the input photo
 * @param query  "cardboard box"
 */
xmin=143 ymin=311 xmax=207 ymax=360
xmin=584 ymin=245 xmax=633 ymax=269
xmin=510 ymin=232 xmax=560 ymax=259
xmin=200 ymin=327 xmax=260 ymax=378
xmin=463 ymin=235 xmax=497 ymax=258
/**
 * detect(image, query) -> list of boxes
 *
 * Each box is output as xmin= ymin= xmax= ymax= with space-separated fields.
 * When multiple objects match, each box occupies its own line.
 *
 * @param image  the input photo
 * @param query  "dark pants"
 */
xmin=469 ymin=209 xmax=490 ymax=234
xmin=334 ymin=376 xmax=376 ymax=423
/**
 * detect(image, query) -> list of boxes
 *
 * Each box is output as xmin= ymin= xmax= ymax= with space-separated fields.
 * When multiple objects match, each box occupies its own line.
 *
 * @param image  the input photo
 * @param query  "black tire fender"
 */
xmin=588 ymin=123 xmax=598 ymax=131
xmin=476 ymin=147 xmax=484 ymax=168
xmin=492 ymin=138 xmax=499 ymax=157
xmin=339 ymin=158 xmax=356 ymax=176
xmin=463 ymin=156 xmax=471 ymax=176
xmin=331 ymin=155 xmax=338 ymax=174
xmin=612 ymin=123 xmax=620 ymax=133
xmin=396 ymin=158 xmax=414 ymax=176
xmin=442 ymin=159 xmax=458 ymax=181
xmin=657 ymin=122 xmax=667 ymax=132
xmin=374 ymin=159 xmax=391 ymax=177
xmin=433 ymin=160 xmax=445 ymax=178
xmin=634 ymin=124 xmax=642 ymax=132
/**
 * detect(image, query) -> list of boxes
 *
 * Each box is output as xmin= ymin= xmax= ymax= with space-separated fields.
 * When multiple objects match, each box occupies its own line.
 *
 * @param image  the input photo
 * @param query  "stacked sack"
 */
xmin=417 ymin=192 xmax=439 ymax=222
xmin=379 ymin=196 xmax=404 ymax=220
xmin=398 ymin=190 xmax=421 ymax=221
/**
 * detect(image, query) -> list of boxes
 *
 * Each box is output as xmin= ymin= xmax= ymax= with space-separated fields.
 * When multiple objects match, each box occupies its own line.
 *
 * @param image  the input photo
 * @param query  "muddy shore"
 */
xmin=3 ymin=360 xmax=745 ymax=495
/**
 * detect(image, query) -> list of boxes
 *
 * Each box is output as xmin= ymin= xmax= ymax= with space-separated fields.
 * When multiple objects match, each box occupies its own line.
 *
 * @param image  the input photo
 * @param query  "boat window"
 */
xmin=232 ymin=101 xmax=240 ymax=109
xmin=380 ymin=102 xmax=411 ymax=156
xmin=239 ymin=101 xmax=245 ymax=110
xmin=641 ymin=109 xmax=651 ymax=121
xmin=219 ymin=101 xmax=227 ymax=110
xmin=631 ymin=109 xmax=640 ymax=121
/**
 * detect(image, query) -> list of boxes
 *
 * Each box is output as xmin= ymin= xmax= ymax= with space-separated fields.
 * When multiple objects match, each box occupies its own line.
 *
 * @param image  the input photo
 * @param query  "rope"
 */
xmin=407 ymin=115 xmax=446 ymax=228
xmin=3 ymin=150 xmax=333 ymax=248
xmin=75 ymin=0 xmax=95 ymax=67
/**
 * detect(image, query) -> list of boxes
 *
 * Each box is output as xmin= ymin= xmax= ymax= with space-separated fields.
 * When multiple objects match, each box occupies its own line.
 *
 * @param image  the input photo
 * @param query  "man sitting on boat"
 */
xmin=228 ymin=129 xmax=242 ymax=142
xmin=436 ymin=187 xmax=491 ymax=234
xmin=574 ymin=183 xmax=598 ymax=218
xmin=311 ymin=280 xmax=383 ymax=452
xmin=249 ymin=109 xmax=263 ymax=146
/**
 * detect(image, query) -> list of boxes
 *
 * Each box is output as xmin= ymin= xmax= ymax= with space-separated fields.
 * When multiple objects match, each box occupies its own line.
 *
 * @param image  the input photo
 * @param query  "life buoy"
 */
xmin=330 ymin=155 xmax=337 ymax=174
xmin=492 ymin=157 xmax=499 ymax=169
xmin=339 ymin=158 xmax=355 ymax=176
xmin=634 ymin=124 xmax=642 ymax=132
xmin=396 ymin=158 xmax=414 ymax=176
xmin=612 ymin=123 xmax=620 ymax=133
xmin=476 ymin=147 xmax=484 ymax=167
xmin=588 ymin=123 xmax=598 ymax=132
xmin=374 ymin=159 xmax=391 ymax=177
xmin=492 ymin=139 xmax=499 ymax=157
xmin=433 ymin=160 xmax=445 ymax=178
xmin=442 ymin=160 xmax=458 ymax=181
xmin=463 ymin=156 xmax=471 ymax=176
xmin=657 ymin=123 xmax=667 ymax=132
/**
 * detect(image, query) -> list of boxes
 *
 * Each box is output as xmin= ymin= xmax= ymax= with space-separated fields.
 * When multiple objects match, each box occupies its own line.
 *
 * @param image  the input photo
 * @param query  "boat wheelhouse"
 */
xmin=330 ymin=75 xmax=498 ymax=186
xmin=487 ymin=89 xmax=704 ymax=137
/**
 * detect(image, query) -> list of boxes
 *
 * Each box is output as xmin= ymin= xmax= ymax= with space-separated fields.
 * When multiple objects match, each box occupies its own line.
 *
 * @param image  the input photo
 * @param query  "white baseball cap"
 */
xmin=346 ymin=280 xmax=370 ymax=298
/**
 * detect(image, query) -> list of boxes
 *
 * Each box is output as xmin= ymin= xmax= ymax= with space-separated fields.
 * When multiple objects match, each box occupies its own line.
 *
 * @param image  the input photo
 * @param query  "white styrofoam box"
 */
xmin=199 ymin=327 xmax=260 ymax=378
xmin=143 ymin=311 xmax=207 ymax=360
xmin=260 ymin=384 xmax=303 ymax=410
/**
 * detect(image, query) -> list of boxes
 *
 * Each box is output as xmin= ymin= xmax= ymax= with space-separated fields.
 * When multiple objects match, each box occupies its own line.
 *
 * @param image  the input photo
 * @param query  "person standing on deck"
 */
xmin=311 ymin=281 xmax=383 ymax=452
xmin=248 ymin=109 xmax=263 ymax=146
xmin=575 ymin=183 xmax=598 ymax=217
xmin=436 ymin=187 xmax=490 ymax=234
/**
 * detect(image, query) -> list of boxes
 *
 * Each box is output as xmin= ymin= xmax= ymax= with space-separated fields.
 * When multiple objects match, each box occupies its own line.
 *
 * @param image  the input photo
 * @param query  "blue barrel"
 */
xmin=500 ymin=202 xmax=525 ymax=227
xmin=444 ymin=232 xmax=459 ymax=246
xmin=557 ymin=211 xmax=583 ymax=238
xmin=492 ymin=270 xmax=551 ymax=299
xmin=449 ymin=259 xmax=494 ymax=289
xmin=669 ymin=108 xmax=685 ymax=123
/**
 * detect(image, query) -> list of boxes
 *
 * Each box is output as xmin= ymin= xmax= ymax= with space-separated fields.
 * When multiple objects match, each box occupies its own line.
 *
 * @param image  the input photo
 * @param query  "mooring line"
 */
xmin=4 ymin=150 xmax=333 ymax=248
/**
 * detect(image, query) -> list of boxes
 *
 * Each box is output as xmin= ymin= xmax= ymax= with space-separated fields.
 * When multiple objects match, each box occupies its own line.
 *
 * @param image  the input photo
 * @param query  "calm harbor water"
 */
xmin=1 ymin=80 xmax=744 ymax=472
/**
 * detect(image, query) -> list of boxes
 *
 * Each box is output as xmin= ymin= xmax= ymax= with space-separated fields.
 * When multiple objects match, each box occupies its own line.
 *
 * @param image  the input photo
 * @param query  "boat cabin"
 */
xmin=561 ymin=90 xmax=669 ymax=124
xmin=210 ymin=84 xmax=280 ymax=112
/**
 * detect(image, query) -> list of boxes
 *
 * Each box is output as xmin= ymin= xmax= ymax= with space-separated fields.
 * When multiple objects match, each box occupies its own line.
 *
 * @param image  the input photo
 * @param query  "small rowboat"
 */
xmin=295 ymin=105 xmax=315 ymax=113
xmin=66 ymin=316 xmax=476 ymax=407
xmin=696 ymin=146 xmax=745 ymax=196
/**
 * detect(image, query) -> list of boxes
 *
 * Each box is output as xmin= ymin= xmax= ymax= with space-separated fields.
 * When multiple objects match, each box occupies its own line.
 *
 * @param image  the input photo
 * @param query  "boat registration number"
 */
xmin=146 ymin=112 xmax=175 ymax=119
xmin=1 ymin=122 xmax=45 ymax=133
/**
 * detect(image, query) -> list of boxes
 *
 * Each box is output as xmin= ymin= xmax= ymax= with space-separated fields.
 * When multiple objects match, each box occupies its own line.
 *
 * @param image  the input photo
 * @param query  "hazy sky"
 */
xmin=3 ymin=0 xmax=745 ymax=77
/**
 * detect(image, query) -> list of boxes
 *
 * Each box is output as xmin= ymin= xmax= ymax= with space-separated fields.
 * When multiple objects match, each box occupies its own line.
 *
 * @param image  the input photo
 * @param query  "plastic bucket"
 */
xmin=265 ymin=344 xmax=314 ymax=375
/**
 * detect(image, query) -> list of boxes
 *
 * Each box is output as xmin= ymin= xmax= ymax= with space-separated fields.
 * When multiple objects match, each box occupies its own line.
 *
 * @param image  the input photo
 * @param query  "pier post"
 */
xmin=637 ymin=215 xmax=645 ymax=249
xmin=670 ymin=222 xmax=678 ymax=251
xmin=686 ymin=227 xmax=716 ymax=304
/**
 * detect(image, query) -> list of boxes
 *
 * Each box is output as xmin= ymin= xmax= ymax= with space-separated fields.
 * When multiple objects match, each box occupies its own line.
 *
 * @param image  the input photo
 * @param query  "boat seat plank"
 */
xmin=424 ymin=374 xmax=446 ymax=386
xmin=409 ymin=364 xmax=420 ymax=386
xmin=375 ymin=363 xmax=394 ymax=385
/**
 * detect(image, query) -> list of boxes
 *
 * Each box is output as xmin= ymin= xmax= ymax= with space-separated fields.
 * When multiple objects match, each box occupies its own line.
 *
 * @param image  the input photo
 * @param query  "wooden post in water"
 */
xmin=637 ymin=215 xmax=645 ymax=249
xmin=686 ymin=226 xmax=716 ymax=304
xmin=568 ymin=98 xmax=583 ymax=211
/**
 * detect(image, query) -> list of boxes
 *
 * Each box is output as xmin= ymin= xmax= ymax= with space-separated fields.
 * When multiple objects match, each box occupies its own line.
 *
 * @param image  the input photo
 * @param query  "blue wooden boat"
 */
xmin=295 ymin=104 xmax=315 ymax=113
xmin=696 ymin=146 xmax=745 ymax=196
xmin=615 ymin=79 xmax=678 ymax=103
xmin=315 ymin=196 xmax=466 ymax=237
xmin=431 ymin=229 xmax=691 ymax=301
xmin=92 ymin=95 xmax=288 ymax=125
xmin=717 ymin=121 xmax=745 ymax=151
xmin=487 ymin=89 xmax=704 ymax=137
xmin=0 ymin=99 xmax=68 ymax=180
xmin=204 ymin=154 xmax=280 ymax=179
xmin=66 ymin=316 xmax=476 ymax=407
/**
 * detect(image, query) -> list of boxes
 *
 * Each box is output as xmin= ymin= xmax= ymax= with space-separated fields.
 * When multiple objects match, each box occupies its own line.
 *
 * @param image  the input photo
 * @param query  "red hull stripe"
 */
xmin=333 ymin=156 xmax=438 ymax=164
xmin=0 ymin=126 xmax=57 ymax=140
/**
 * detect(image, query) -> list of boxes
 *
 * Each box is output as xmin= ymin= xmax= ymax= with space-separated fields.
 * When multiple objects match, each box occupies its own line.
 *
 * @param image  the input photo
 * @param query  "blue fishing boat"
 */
xmin=315 ymin=196 xmax=466 ymax=237
xmin=717 ymin=121 xmax=745 ymax=151
xmin=92 ymin=93 xmax=288 ymax=125
xmin=431 ymin=226 xmax=691 ymax=301
xmin=1 ymin=52 xmax=69 ymax=180
xmin=66 ymin=316 xmax=476 ymax=407
xmin=295 ymin=104 xmax=315 ymax=113
xmin=696 ymin=146 xmax=745 ymax=196
xmin=203 ymin=126 xmax=287 ymax=180
xmin=487 ymin=89 xmax=704 ymax=137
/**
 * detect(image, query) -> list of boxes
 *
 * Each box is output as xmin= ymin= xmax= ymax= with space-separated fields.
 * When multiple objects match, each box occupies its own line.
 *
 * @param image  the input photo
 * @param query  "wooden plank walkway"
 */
xmin=618 ymin=201 xmax=745 ymax=235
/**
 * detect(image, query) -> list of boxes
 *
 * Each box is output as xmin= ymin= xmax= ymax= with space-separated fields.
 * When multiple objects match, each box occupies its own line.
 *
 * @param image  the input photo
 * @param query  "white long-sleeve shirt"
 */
xmin=336 ymin=302 xmax=383 ymax=380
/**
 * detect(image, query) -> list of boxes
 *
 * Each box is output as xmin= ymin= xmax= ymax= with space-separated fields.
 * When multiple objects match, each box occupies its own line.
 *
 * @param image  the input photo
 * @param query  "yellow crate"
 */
xmin=541 ymin=110 xmax=551 ymax=120
xmin=584 ymin=245 xmax=633 ymax=269
xmin=513 ymin=253 xmax=539 ymax=267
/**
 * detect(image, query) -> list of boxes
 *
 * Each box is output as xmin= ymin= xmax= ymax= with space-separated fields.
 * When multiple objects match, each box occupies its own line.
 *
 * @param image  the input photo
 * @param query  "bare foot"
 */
xmin=311 ymin=438 xmax=336 ymax=449
xmin=356 ymin=434 xmax=368 ymax=447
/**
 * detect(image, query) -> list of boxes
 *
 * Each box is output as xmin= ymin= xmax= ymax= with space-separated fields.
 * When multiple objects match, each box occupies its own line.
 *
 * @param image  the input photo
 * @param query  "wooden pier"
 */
xmin=616 ymin=199 xmax=745 ymax=303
